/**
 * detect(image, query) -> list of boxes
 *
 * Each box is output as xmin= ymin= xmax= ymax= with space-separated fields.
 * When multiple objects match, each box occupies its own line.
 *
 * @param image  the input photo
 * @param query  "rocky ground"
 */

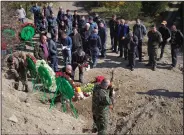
xmin=1 ymin=1 xmax=183 ymax=134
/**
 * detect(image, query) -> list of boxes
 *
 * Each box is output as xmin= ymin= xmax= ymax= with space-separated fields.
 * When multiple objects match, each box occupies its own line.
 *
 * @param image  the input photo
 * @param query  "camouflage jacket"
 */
xmin=92 ymin=84 xmax=112 ymax=115
xmin=7 ymin=52 xmax=26 ymax=74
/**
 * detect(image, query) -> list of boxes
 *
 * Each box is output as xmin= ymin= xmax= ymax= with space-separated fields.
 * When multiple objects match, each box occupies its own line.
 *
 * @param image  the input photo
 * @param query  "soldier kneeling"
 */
xmin=5 ymin=52 xmax=30 ymax=92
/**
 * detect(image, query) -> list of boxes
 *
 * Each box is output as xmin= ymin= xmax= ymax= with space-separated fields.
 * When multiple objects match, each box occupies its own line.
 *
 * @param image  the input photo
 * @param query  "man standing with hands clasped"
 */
xmin=133 ymin=18 xmax=147 ymax=62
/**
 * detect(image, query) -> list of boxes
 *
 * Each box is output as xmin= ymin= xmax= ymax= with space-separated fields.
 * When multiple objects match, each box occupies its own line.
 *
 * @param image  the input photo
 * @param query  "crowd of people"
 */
xmin=14 ymin=3 xmax=184 ymax=73
xmin=6 ymin=3 xmax=183 ymax=135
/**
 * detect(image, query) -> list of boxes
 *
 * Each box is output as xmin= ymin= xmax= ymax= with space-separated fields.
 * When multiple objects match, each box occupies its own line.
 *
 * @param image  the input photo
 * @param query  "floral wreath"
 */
xmin=36 ymin=60 xmax=57 ymax=91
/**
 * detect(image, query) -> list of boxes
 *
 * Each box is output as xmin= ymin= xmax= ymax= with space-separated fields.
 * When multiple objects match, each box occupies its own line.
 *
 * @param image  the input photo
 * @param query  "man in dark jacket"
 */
xmin=114 ymin=19 xmax=121 ymax=53
xmin=57 ymin=7 xmax=65 ymax=22
xmin=133 ymin=19 xmax=147 ymax=62
xmin=60 ymin=32 xmax=72 ymax=65
xmin=109 ymin=15 xmax=117 ymax=51
xmin=119 ymin=19 xmax=130 ymax=59
xmin=78 ymin=16 xmax=86 ymax=34
xmin=81 ymin=23 xmax=91 ymax=56
xmin=98 ymin=22 xmax=107 ymax=58
xmin=158 ymin=21 xmax=171 ymax=60
xmin=48 ymin=38 xmax=58 ymax=72
xmin=42 ymin=3 xmax=52 ymax=20
xmin=72 ymin=47 xmax=87 ymax=83
xmin=65 ymin=9 xmax=73 ymax=34
xmin=146 ymin=25 xmax=162 ymax=71
xmin=30 ymin=3 xmax=40 ymax=27
xmin=169 ymin=25 xmax=184 ymax=69
xmin=37 ymin=16 xmax=48 ymax=36
xmin=34 ymin=35 xmax=49 ymax=61
xmin=73 ymin=10 xmax=80 ymax=25
xmin=69 ymin=27 xmax=82 ymax=53
xmin=48 ymin=13 xmax=58 ymax=41
xmin=88 ymin=28 xmax=102 ymax=68
xmin=126 ymin=31 xmax=138 ymax=71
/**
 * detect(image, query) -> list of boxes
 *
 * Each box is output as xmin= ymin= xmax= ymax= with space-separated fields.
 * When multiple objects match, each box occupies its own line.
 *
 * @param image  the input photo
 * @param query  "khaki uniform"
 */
xmin=6 ymin=52 xmax=29 ymax=92
xmin=92 ymin=84 xmax=112 ymax=135
xmin=147 ymin=31 xmax=162 ymax=67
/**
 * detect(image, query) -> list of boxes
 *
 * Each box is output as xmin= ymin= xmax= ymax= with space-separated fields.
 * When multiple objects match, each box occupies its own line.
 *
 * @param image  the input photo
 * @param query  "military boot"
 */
xmin=25 ymin=84 xmax=31 ymax=92
xmin=14 ymin=82 xmax=19 ymax=90
xmin=152 ymin=66 xmax=156 ymax=71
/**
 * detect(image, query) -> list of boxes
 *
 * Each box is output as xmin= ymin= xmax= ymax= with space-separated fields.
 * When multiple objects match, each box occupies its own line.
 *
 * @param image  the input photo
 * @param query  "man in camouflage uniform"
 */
xmin=146 ymin=25 xmax=162 ymax=71
xmin=92 ymin=78 xmax=113 ymax=135
xmin=4 ymin=52 xmax=30 ymax=92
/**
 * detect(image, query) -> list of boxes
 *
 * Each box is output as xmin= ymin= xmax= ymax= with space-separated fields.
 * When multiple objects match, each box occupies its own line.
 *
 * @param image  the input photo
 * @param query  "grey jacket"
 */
xmin=133 ymin=24 xmax=147 ymax=40
xmin=48 ymin=39 xmax=57 ymax=58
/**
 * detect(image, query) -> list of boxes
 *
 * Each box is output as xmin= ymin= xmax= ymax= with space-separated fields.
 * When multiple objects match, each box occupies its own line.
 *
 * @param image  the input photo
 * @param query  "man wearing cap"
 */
xmin=92 ymin=78 xmax=113 ymax=135
xmin=72 ymin=47 xmax=87 ymax=83
xmin=5 ymin=52 xmax=30 ymax=92
xmin=146 ymin=25 xmax=162 ymax=71
xmin=69 ymin=27 xmax=82 ymax=53
xmin=158 ymin=20 xmax=171 ymax=60
xmin=88 ymin=28 xmax=102 ymax=68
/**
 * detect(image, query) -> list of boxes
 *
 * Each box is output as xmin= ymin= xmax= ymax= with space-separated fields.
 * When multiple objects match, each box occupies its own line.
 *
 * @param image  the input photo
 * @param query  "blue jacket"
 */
xmin=89 ymin=22 xmax=98 ymax=34
xmin=98 ymin=27 xmax=107 ymax=45
xmin=60 ymin=36 xmax=72 ymax=50
xmin=48 ymin=39 xmax=57 ymax=57
xmin=120 ymin=24 xmax=130 ymax=38
xmin=57 ymin=11 xmax=65 ymax=21
xmin=88 ymin=33 xmax=102 ymax=54
xmin=65 ymin=14 xmax=73 ymax=22
xmin=115 ymin=24 xmax=122 ymax=38
xmin=48 ymin=17 xmax=58 ymax=28
xmin=30 ymin=6 xmax=40 ymax=17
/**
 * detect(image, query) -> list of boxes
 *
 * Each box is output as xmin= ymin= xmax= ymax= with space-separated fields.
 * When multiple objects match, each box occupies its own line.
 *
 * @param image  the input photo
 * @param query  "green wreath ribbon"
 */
xmin=37 ymin=65 xmax=52 ymax=89
xmin=26 ymin=57 xmax=37 ymax=77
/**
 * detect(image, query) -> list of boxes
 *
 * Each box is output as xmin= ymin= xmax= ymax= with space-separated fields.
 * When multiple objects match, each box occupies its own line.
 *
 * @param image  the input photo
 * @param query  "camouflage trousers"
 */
xmin=93 ymin=112 xmax=108 ymax=135
xmin=148 ymin=47 xmax=158 ymax=67
xmin=6 ymin=68 xmax=28 ymax=91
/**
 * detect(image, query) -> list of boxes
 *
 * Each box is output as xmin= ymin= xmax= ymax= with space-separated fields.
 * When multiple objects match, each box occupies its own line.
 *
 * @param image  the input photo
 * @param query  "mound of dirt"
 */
xmin=1 ymin=76 xmax=86 ymax=134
